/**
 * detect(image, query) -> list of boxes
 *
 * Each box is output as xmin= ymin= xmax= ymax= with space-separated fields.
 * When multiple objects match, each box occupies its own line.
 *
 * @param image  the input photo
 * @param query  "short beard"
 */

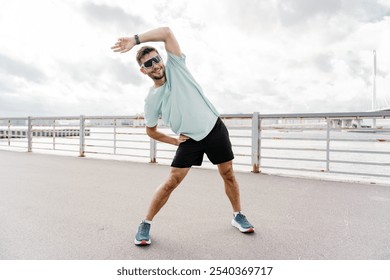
xmin=151 ymin=69 xmax=165 ymax=81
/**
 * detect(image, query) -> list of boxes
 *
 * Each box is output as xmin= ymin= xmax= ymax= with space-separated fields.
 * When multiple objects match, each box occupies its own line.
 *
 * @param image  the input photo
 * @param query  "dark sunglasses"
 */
xmin=141 ymin=55 xmax=162 ymax=68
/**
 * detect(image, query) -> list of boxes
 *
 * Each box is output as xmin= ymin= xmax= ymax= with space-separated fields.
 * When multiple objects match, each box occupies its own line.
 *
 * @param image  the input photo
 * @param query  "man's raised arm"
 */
xmin=111 ymin=27 xmax=181 ymax=56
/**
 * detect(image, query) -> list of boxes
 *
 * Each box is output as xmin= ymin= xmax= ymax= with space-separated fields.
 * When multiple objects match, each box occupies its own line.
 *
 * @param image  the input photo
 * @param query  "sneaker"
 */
xmin=232 ymin=213 xmax=255 ymax=233
xmin=134 ymin=220 xmax=151 ymax=246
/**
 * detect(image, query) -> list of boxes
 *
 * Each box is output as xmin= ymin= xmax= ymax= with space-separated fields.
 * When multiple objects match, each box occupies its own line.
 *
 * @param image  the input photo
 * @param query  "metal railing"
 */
xmin=255 ymin=111 xmax=390 ymax=182
xmin=1 ymin=111 xmax=390 ymax=184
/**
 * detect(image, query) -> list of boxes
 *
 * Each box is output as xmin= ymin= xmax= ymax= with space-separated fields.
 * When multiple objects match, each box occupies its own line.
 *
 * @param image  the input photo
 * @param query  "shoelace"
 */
xmin=236 ymin=214 xmax=251 ymax=226
xmin=139 ymin=223 xmax=150 ymax=236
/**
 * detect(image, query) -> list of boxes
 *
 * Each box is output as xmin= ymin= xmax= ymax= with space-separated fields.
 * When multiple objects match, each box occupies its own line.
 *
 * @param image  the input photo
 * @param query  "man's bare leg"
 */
xmin=145 ymin=167 xmax=190 ymax=221
xmin=218 ymin=160 xmax=241 ymax=212
xmin=218 ymin=160 xmax=254 ymax=233
xmin=135 ymin=167 xmax=190 ymax=245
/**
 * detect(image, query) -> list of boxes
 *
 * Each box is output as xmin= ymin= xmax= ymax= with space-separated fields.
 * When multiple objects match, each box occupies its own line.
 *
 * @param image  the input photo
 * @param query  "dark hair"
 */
xmin=136 ymin=46 xmax=160 ymax=66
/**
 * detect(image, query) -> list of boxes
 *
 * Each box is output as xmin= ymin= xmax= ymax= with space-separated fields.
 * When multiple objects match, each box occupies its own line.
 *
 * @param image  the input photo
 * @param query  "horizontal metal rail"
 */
xmin=261 ymin=165 xmax=326 ymax=173
xmin=230 ymin=135 xmax=252 ymax=139
xmin=331 ymin=138 xmax=390 ymax=143
xmin=330 ymin=160 xmax=390 ymax=166
xmin=261 ymin=137 xmax=326 ymax=141
xmin=329 ymin=149 xmax=390 ymax=155
xmin=34 ymin=147 xmax=78 ymax=153
xmin=261 ymin=147 xmax=327 ymax=152
xmin=262 ymin=156 xmax=326 ymax=163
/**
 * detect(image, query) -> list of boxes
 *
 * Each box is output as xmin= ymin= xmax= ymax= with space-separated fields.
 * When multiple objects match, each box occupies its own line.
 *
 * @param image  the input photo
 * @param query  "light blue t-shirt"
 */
xmin=144 ymin=52 xmax=219 ymax=141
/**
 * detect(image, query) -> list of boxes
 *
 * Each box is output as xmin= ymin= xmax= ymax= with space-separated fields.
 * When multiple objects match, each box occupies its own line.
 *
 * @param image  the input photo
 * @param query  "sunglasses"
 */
xmin=141 ymin=55 xmax=162 ymax=68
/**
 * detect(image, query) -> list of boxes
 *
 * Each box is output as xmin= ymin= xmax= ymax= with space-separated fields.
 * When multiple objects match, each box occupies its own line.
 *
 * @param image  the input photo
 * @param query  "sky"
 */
xmin=0 ymin=0 xmax=390 ymax=117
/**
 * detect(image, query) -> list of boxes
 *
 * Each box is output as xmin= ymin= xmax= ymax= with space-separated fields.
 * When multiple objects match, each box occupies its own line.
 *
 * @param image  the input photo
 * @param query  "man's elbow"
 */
xmin=162 ymin=26 xmax=172 ymax=33
xmin=162 ymin=27 xmax=173 ymax=38
xmin=146 ymin=126 xmax=157 ymax=138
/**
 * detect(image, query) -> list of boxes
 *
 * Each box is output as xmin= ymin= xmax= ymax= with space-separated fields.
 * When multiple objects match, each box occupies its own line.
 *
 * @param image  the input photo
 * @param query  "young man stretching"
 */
xmin=111 ymin=27 xmax=254 ymax=246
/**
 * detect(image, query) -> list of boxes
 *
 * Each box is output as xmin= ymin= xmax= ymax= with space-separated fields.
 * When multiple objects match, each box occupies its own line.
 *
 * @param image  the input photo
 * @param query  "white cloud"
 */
xmin=0 ymin=0 xmax=389 ymax=117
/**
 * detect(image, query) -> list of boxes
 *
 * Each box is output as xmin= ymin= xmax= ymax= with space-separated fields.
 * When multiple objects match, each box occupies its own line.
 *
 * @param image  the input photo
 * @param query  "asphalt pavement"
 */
xmin=1 ymin=150 xmax=390 ymax=260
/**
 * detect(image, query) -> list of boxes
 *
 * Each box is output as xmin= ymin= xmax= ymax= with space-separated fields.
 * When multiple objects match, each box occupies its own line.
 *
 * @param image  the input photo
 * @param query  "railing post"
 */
xmin=150 ymin=138 xmax=157 ymax=163
xmin=7 ymin=119 xmax=11 ymax=146
xmin=113 ymin=119 xmax=117 ymax=155
xmin=27 ymin=117 xmax=32 ymax=152
xmin=79 ymin=115 xmax=85 ymax=157
xmin=326 ymin=117 xmax=330 ymax=172
xmin=259 ymin=117 xmax=262 ymax=172
xmin=251 ymin=112 xmax=260 ymax=173
xmin=52 ymin=119 xmax=56 ymax=150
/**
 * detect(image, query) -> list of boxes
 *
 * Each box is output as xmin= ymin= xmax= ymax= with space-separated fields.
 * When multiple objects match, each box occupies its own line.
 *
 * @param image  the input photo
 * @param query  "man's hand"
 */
xmin=111 ymin=37 xmax=136 ymax=53
xmin=175 ymin=134 xmax=189 ymax=146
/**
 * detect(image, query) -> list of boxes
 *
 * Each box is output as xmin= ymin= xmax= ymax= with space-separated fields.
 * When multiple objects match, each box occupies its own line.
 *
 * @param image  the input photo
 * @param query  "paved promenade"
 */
xmin=0 ymin=150 xmax=389 ymax=260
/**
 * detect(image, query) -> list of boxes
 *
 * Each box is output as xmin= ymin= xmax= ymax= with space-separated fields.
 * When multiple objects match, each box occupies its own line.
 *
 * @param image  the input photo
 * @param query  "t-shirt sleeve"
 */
xmin=167 ymin=52 xmax=186 ymax=68
xmin=144 ymin=101 xmax=159 ymax=127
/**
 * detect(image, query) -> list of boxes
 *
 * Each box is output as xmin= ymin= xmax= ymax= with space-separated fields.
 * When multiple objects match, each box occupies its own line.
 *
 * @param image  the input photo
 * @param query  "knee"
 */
xmin=164 ymin=174 xmax=183 ymax=191
xmin=220 ymin=167 xmax=235 ymax=183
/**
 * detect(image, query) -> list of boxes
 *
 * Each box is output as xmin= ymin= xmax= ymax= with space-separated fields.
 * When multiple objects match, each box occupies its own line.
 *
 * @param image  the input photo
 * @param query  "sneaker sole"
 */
xmin=134 ymin=239 xmax=151 ymax=246
xmin=231 ymin=219 xmax=255 ymax=233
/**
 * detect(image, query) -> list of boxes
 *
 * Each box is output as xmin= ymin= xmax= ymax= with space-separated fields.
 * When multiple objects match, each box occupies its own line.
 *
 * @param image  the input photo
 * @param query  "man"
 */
xmin=111 ymin=27 xmax=254 ymax=246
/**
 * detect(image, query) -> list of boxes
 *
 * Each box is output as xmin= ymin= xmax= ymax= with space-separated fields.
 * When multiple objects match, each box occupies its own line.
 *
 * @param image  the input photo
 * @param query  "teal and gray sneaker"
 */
xmin=134 ymin=220 xmax=151 ymax=246
xmin=232 ymin=213 xmax=255 ymax=233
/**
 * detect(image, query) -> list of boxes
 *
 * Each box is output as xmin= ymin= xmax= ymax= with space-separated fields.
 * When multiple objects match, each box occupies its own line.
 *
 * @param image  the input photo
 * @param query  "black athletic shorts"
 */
xmin=171 ymin=117 xmax=234 ymax=168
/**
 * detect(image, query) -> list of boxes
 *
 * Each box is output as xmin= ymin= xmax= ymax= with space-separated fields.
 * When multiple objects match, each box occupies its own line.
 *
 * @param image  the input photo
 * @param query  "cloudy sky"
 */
xmin=1 ymin=0 xmax=390 ymax=117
